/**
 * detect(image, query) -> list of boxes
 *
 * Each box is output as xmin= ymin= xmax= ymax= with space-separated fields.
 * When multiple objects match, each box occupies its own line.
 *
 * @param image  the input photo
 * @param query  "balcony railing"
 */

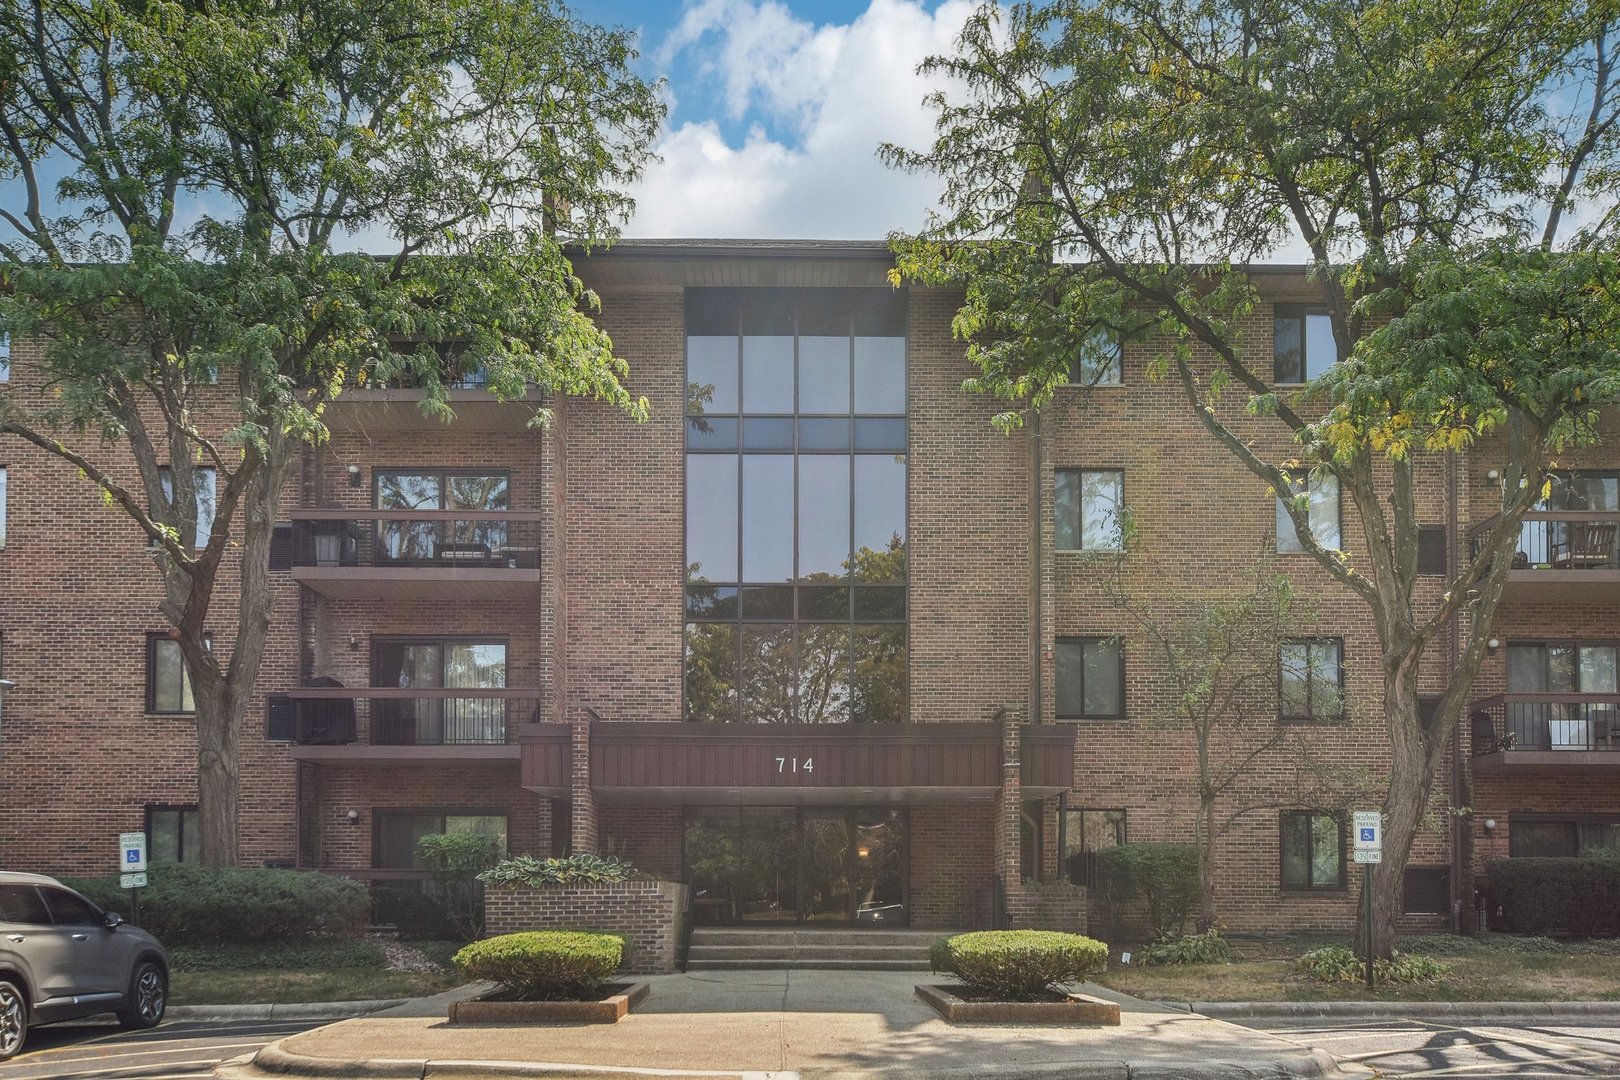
xmin=280 ymin=687 xmax=545 ymax=746
xmin=289 ymin=510 xmax=542 ymax=570
xmin=1470 ymin=693 xmax=1620 ymax=754
xmin=1470 ymin=511 xmax=1620 ymax=571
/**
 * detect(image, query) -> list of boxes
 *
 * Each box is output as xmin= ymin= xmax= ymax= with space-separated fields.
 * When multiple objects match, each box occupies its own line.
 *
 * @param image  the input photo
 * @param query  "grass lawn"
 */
xmin=1093 ymin=934 xmax=1620 ymax=1003
xmin=167 ymin=939 xmax=468 ymax=1006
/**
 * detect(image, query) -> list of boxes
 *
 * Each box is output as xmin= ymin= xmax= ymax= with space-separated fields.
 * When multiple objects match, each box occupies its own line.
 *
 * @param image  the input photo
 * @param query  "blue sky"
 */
xmin=563 ymin=0 xmax=978 ymax=238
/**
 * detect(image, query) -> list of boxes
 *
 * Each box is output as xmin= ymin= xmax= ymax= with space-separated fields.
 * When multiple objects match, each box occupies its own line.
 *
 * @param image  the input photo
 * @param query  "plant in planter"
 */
xmin=454 ymin=930 xmax=627 ymax=1001
xmin=477 ymin=853 xmax=641 ymax=888
xmin=929 ymin=930 xmax=1108 ymax=1001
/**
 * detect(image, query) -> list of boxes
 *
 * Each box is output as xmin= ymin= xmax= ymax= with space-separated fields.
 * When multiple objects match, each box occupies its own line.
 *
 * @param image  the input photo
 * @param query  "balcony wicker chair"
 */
xmin=1550 ymin=520 xmax=1618 ymax=569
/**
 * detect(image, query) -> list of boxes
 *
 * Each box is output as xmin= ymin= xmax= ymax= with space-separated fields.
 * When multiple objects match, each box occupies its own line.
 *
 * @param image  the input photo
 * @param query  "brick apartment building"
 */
xmin=0 ymin=239 xmax=1616 ymax=936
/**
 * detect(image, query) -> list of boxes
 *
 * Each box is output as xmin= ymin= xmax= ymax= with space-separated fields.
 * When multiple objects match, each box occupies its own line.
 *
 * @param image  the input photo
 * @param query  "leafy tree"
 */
xmin=0 ymin=0 xmax=662 ymax=864
xmin=886 ymin=0 xmax=1620 ymax=955
xmin=416 ymin=832 xmax=501 ymax=940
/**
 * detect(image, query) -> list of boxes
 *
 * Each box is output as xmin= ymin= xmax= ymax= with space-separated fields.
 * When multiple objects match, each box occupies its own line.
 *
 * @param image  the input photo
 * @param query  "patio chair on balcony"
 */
xmin=1550 ymin=520 xmax=1618 ymax=569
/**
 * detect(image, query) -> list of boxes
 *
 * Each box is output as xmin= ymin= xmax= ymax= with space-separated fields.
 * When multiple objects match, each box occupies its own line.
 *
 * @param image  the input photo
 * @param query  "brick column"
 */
xmin=569 ymin=706 xmax=598 ymax=854
xmin=993 ymin=704 xmax=1025 ymax=927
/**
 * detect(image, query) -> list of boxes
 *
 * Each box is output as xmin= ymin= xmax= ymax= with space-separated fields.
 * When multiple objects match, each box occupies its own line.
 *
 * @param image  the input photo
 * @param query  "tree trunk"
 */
xmin=194 ymin=678 xmax=241 ymax=867
xmin=1198 ymin=793 xmax=1218 ymax=933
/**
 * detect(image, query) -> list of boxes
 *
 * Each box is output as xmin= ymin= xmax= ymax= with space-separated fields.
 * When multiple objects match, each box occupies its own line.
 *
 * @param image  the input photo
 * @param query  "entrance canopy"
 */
xmin=519 ymin=721 xmax=1076 ymax=803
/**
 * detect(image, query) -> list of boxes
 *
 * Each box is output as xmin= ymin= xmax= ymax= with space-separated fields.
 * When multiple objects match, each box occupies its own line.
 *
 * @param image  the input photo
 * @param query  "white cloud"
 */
xmin=627 ymin=0 xmax=979 ymax=239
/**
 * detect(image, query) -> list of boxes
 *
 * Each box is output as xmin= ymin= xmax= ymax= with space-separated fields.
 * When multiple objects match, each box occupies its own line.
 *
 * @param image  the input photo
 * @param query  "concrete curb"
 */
xmin=166 ymin=998 xmax=405 ymax=1021
xmin=1187 ymin=1000 xmax=1620 ymax=1021
xmin=242 ymin=1040 xmax=1344 ymax=1080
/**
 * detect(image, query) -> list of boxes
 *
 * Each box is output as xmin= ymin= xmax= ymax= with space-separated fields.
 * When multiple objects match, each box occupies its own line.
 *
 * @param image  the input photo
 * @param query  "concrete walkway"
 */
xmin=222 ymin=970 xmax=1354 ymax=1079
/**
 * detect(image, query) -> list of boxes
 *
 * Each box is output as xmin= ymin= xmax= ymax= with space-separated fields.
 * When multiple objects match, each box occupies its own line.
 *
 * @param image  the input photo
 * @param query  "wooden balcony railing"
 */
xmin=288 ymin=510 xmax=542 ymax=571
xmin=1470 ymin=693 xmax=1620 ymax=754
xmin=274 ymin=687 xmax=545 ymax=746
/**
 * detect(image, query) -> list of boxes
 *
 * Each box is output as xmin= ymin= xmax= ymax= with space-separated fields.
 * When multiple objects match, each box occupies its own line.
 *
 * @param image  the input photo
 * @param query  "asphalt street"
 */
xmin=1241 ymin=1016 xmax=1620 ymax=1077
xmin=0 ymin=1016 xmax=322 ymax=1080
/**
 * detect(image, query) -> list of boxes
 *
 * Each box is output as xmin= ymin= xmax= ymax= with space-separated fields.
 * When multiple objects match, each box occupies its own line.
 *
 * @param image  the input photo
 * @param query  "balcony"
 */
xmin=1470 ymin=693 xmax=1620 ymax=773
xmin=1470 ymin=512 xmax=1620 ymax=604
xmin=288 ymin=510 xmax=542 ymax=599
xmin=326 ymin=386 xmax=546 ymax=433
xmin=279 ymin=687 xmax=539 ymax=765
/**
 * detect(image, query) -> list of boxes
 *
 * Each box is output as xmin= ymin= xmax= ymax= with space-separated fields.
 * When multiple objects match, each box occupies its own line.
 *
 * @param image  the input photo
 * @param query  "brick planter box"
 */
xmin=448 ymin=982 xmax=649 ymax=1025
xmin=915 ymin=983 xmax=1121 ymax=1025
xmin=483 ymin=880 xmax=689 ymax=974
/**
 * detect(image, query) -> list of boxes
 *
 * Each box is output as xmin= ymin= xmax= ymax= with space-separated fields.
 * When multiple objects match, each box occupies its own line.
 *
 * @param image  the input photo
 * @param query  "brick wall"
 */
xmin=482 ymin=880 xmax=689 ymax=974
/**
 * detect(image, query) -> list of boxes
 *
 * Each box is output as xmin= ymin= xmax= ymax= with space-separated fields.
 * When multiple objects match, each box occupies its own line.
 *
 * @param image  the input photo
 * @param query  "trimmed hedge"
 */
xmin=371 ymin=886 xmax=457 ymax=941
xmin=59 ymin=865 xmax=369 ymax=944
xmin=454 ymin=930 xmax=626 ymax=1001
xmin=929 ymin=930 xmax=1108 ymax=1001
xmin=1095 ymin=842 xmax=1200 ymax=939
xmin=1487 ymin=857 xmax=1620 ymax=938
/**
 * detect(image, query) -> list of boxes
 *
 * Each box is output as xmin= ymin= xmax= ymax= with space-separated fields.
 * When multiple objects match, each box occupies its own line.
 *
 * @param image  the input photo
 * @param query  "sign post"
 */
xmin=118 ymin=831 xmax=147 ymax=926
xmin=1352 ymin=811 xmax=1383 ymax=990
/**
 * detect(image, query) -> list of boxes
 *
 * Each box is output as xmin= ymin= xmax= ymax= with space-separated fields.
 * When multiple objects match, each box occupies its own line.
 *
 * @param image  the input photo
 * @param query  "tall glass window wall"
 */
xmin=685 ymin=288 xmax=907 ymax=724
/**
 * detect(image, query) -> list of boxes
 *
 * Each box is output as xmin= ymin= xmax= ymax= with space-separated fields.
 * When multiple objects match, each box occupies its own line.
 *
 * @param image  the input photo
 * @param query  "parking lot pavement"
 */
xmin=0 ymin=1017 xmax=323 ymax=1080
xmin=1238 ymin=1016 xmax=1620 ymax=1077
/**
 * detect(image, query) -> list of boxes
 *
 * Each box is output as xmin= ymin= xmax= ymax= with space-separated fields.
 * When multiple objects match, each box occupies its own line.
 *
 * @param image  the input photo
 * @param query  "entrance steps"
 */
xmin=685 ymin=927 xmax=953 ymax=971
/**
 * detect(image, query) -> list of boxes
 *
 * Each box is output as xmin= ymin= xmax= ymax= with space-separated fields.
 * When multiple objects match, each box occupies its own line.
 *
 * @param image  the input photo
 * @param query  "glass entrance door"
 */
xmin=684 ymin=807 xmax=907 ymax=926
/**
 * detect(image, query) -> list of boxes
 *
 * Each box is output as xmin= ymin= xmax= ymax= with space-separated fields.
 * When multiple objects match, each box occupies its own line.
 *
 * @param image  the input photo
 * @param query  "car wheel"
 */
xmin=116 ymin=961 xmax=166 ymax=1030
xmin=0 ymin=978 xmax=27 ymax=1061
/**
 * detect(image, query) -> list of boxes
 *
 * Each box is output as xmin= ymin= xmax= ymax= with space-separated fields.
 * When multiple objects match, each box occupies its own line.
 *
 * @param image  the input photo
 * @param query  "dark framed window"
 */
xmin=1280 ymin=639 xmax=1343 ymax=722
xmin=0 ymin=332 xmax=9 ymax=382
xmin=158 ymin=465 xmax=216 ymax=548
xmin=1506 ymin=641 xmax=1618 ymax=694
xmin=1509 ymin=815 xmax=1620 ymax=858
xmin=371 ymin=637 xmax=508 ymax=745
xmin=1281 ymin=811 xmax=1344 ymax=890
xmin=146 ymin=633 xmax=195 ymax=714
xmin=1274 ymin=306 xmax=1335 ymax=383
xmin=1055 ymin=469 xmax=1124 ymax=551
xmin=40 ymin=886 xmax=101 ymax=925
xmin=1067 ymin=332 xmax=1122 ymax=386
xmin=1276 ymin=473 xmax=1340 ymax=552
xmin=684 ymin=288 xmax=908 ymax=725
xmin=1402 ymin=866 xmax=1450 ymax=915
xmin=374 ymin=809 xmax=509 ymax=869
xmin=1055 ymin=636 xmax=1125 ymax=719
xmin=1540 ymin=470 xmax=1620 ymax=511
xmin=373 ymin=469 xmax=510 ymax=564
xmin=147 ymin=805 xmax=200 ymax=864
xmin=1062 ymin=805 xmax=1126 ymax=888
xmin=0 ymin=465 xmax=7 ymax=547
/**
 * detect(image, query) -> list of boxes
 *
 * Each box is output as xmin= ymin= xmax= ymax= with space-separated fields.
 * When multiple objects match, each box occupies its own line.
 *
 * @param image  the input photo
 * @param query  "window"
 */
xmin=1280 ymin=639 xmax=1343 ymax=722
xmin=1068 ymin=332 xmax=1122 ymax=386
xmin=1062 ymin=807 xmax=1126 ymax=888
xmin=375 ymin=810 xmax=508 ymax=869
xmin=146 ymin=633 xmax=195 ymax=714
xmin=1274 ymin=307 xmax=1335 ymax=383
xmin=0 ymin=883 xmax=49 ymax=924
xmin=372 ymin=637 xmax=508 ymax=744
xmin=1281 ymin=811 xmax=1344 ymax=889
xmin=146 ymin=805 xmax=199 ymax=864
xmin=684 ymin=288 xmax=908 ymax=725
xmin=1402 ymin=866 xmax=1450 ymax=915
xmin=1505 ymin=641 xmax=1617 ymax=750
xmin=158 ymin=466 xmax=216 ymax=548
xmin=1055 ymin=636 xmax=1125 ymax=719
xmin=1276 ymin=474 xmax=1340 ymax=552
xmin=1055 ymin=469 xmax=1124 ymax=551
xmin=0 ymin=332 xmax=9 ymax=382
xmin=1509 ymin=816 xmax=1620 ymax=858
xmin=1417 ymin=525 xmax=1447 ymax=576
xmin=375 ymin=469 xmax=510 ymax=563
xmin=0 ymin=466 xmax=6 ymax=548
xmin=1541 ymin=471 xmax=1620 ymax=512
xmin=40 ymin=886 xmax=102 ymax=925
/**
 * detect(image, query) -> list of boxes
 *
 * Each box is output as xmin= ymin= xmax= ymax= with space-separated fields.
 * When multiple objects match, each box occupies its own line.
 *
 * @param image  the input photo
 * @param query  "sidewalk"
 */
xmin=219 ymin=970 xmax=1352 ymax=1080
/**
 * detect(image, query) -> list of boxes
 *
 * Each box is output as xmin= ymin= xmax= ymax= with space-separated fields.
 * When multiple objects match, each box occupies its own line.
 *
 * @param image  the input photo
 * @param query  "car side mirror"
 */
xmin=103 ymin=911 xmax=123 ymax=929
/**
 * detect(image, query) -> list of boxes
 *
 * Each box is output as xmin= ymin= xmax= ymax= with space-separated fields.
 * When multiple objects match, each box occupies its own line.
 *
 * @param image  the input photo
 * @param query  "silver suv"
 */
xmin=0 ymin=872 xmax=168 ymax=1059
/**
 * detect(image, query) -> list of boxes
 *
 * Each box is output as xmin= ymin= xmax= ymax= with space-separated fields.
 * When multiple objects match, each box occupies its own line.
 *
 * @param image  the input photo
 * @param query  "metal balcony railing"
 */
xmin=278 ymin=687 xmax=545 ymax=746
xmin=1470 ymin=511 xmax=1620 ymax=571
xmin=289 ymin=510 xmax=542 ymax=570
xmin=1470 ymin=693 xmax=1620 ymax=754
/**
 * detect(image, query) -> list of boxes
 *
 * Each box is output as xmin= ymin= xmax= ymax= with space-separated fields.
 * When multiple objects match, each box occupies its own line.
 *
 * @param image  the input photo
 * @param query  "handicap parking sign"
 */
xmin=1360 ymin=827 xmax=1376 ymax=842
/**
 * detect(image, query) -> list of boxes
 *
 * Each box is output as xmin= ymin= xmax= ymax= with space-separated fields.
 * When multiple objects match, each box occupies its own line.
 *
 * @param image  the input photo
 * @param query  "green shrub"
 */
xmin=1095 ymin=843 xmax=1200 ymax=939
xmin=417 ymin=833 xmax=499 ymax=939
xmin=453 ymin=931 xmax=625 ymax=1000
xmin=929 ymin=930 xmax=1108 ymax=1001
xmin=60 ymin=865 xmax=368 ymax=944
xmin=371 ymin=887 xmax=456 ymax=941
xmin=1295 ymin=945 xmax=1451 ymax=984
xmin=1142 ymin=929 xmax=1236 ymax=966
xmin=1487 ymin=857 xmax=1620 ymax=938
xmin=478 ymin=853 xmax=642 ymax=889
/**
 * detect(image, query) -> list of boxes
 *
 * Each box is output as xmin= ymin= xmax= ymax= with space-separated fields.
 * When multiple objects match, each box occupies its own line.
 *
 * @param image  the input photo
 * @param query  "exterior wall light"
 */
xmin=1486 ymin=637 xmax=1500 ymax=656
xmin=346 ymin=464 xmax=362 ymax=488
xmin=346 ymin=809 xmax=360 ymax=823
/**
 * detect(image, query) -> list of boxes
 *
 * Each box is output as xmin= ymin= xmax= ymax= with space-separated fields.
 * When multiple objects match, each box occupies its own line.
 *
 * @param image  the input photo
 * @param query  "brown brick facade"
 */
xmin=2 ymin=242 xmax=1614 ymax=947
xmin=483 ymin=881 xmax=689 ymax=974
